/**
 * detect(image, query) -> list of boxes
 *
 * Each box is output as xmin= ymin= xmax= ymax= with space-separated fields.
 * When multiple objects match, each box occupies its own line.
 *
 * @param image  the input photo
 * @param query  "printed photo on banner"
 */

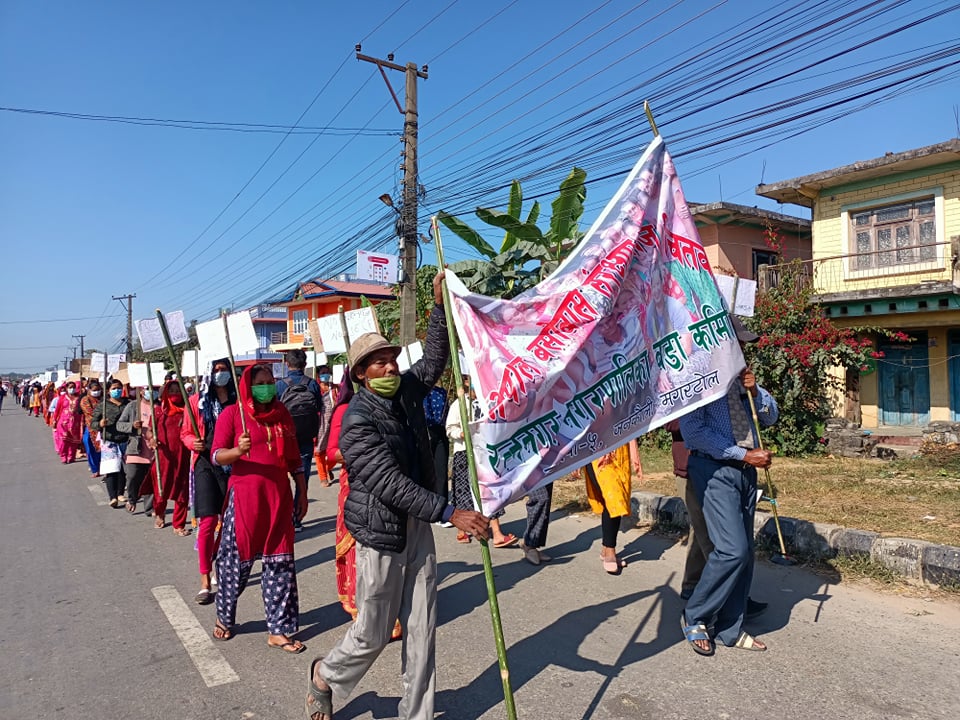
xmin=445 ymin=135 xmax=747 ymax=515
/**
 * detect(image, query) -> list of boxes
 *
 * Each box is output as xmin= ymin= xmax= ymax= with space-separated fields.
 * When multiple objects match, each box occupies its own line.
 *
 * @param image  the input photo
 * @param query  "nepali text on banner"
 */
xmin=446 ymin=135 xmax=746 ymax=515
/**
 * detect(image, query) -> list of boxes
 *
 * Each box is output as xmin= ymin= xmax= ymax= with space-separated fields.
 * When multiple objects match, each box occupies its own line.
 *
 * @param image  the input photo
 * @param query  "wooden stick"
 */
xmin=221 ymin=312 xmax=247 ymax=434
xmin=432 ymin=215 xmax=518 ymax=720
xmin=155 ymin=309 xmax=200 ymax=439
xmin=644 ymin=100 xmax=659 ymax=137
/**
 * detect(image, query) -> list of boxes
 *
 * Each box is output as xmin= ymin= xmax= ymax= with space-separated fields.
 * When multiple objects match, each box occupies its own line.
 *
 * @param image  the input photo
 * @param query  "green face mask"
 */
xmin=369 ymin=375 xmax=401 ymax=398
xmin=251 ymin=384 xmax=277 ymax=404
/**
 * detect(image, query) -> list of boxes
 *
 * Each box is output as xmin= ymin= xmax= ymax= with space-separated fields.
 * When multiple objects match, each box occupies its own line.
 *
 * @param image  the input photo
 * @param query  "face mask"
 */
xmin=109 ymin=389 xmax=123 ymax=400
xmin=213 ymin=370 xmax=232 ymax=387
xmin=171 ymin=394 xmax=185 ymax=407
xmin=90 ymin=390 xmax=102 ymax=398
xmin=251 ymin=384 xmax=277 ymax=404
xmin=369 ymin=376 xmax=401 ymax=398
xmin=144 ymin=391 xmax=158 ymax=401
xmin=67 ymin=388 xmax=76 ymax=395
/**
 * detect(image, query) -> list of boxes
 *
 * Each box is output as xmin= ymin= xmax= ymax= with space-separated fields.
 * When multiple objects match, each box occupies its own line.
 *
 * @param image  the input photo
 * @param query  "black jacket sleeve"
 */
xmin=406 ymin=305 xmax=449 ymax=398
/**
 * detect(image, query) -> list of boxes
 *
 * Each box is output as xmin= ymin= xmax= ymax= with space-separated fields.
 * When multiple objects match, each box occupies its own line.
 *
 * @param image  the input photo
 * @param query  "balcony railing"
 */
xmin=757 ymin=241 xmax=955 ymax=298
xmin=270 ymin=331 xmax=288 ymax=344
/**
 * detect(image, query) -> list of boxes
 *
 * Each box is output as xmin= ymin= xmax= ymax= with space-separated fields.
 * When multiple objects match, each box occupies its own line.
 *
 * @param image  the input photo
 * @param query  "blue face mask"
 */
xmin=109 ymin=389 xmax=122 ymax=400
xmin=213 ymin=371 xmax=232 ymax=387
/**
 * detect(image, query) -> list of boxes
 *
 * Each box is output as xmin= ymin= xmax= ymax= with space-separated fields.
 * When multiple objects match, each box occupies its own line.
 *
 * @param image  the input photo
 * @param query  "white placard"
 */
xmin=304 ymin=350 xmax=328 ymax=369
xmin=107 ymin=354 xmax=125 ymax=373
xmin=180 ymin=349 xmax=209 ymax=378
xmin=397 ymin=342 xmax=424 ymax=372
xmin=196 ymin=310 xmax=259 ymax=360
xmin=356 ymin=249 xmax=399 ymax=283
xmin=314 ymin=307 xmax=379 ymax=354
xmin=332 ymin=364 xmax=345 ymax=384
xmin=715 ymin=275 xmax=757 ymax=317
xmin=90 ymin=352 xmax=106 ymax=372
xmin=127 ymin=362 xmax=167 ymax=388
xmin=458 ymin=351 xmax=470 ymax=376
xmin=135 ymin=310 xmax=189 ymax=353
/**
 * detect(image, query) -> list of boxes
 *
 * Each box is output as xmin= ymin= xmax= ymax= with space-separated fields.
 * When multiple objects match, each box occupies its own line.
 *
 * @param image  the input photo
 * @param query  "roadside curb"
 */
xmin=630 ymin=490 xmax=960 ymax=587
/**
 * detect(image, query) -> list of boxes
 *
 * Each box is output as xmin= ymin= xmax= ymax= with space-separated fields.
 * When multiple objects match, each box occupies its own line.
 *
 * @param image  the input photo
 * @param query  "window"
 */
xmin=849 ymin=198 xmax=936 ymax=271
xmin=752 ymin=249 xmax=779 ymax=279
xmin=292 ymin=310 xmax=309 ymax=335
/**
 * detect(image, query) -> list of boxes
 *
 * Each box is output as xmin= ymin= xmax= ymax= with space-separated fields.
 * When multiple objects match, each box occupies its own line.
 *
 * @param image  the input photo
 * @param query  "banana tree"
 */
xmin=439 ymin=167 xmax=587 ymax=299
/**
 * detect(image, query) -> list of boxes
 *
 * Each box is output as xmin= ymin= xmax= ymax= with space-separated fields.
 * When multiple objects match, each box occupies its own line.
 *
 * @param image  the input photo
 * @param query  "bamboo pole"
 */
xmin=155 ymin=310 xmax=201 ymax=439
xmin=221 ymin=312 xmax=248 ymax=435
xmin=644 ymin=100 xmax=659 ymax=137
xmin=144 ymin=363 xmax=163 ymax=497
xmin=432 ymin=216 xmax=517 ymax=720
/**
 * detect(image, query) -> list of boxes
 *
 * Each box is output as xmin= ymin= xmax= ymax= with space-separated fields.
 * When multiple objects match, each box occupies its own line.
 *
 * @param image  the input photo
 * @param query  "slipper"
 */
xmin=212 ymin=620 xmax=232 ymax=641
xmin=154 ymin=518 xmax=165 ymax=530
xmin=602 ymin=555 xmax=627 ymax=575
xmin=493 ymin=533 xmax=519 ymax=548
xmin=456 ymin=532 xmax=472 ymax=544
xmin=126 ymin=502 xmax=137 ymax=513
xmin=195 ymin=589 xmax=215 ymax=605
xmin=306 ymin=657 xmax=334 ymax=720
xmin=732 ymin=631 xmax=767 ymax=652
xmin=269 ymin=639 xmax=306 ymax=654
xmin=681 ymin=616 xmax=715 ymax=657
xmin=173 ymin=527 xmax=192 ymax=537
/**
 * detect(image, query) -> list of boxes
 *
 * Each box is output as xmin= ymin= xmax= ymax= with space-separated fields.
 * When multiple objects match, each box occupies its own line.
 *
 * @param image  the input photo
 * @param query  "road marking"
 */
xmin=87 ymin=483 xmax=109 ymax=506
xmin=152 ymin=585 xmax=239 ymax=688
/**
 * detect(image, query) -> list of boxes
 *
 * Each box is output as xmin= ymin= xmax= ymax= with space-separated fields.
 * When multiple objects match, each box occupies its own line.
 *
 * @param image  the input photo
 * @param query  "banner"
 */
xmin=136 ymin=310 xmax=189 ymax=353
xmin=446 ymin=136 xmax=745 ymax=515
xmin=195 ymin=310 xmax=259 ymax=359
xmin=314 ymin=307 xmax=378 ymax=354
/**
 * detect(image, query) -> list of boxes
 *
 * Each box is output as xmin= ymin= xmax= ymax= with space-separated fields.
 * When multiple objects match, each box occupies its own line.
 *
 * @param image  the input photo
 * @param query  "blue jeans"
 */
xmin=683 ymin=454 xmax=757 ymax=646
xmin=293 ymin=448 xmax=312 ymax=526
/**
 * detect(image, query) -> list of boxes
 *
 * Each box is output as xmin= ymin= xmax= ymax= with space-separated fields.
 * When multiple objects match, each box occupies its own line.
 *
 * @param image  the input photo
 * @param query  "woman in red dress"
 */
xmin=210 ymin=364 xmax=308 ymax=653
xmin=154 ymin=380 xmax=192 ymax=536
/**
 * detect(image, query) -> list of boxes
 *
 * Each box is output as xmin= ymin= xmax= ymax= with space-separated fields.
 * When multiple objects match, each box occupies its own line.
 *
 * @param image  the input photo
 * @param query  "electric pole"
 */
xmin=112 ymin=294 xmax=136 ymax=358
xmin=356 ymin=45 xmax=428 ymax=345
xmin=72 ymin=334 xmax=85 ymax=358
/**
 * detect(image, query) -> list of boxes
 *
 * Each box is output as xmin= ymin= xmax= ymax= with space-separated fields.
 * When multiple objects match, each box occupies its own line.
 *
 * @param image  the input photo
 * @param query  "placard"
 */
xmin=136 ymin=310 xmax=189 ymax=353
xmin=313 ymin=307 xmax=378 ymax=353
xmin=127 ymin=362 xmax=167 ymax=388
xmin=715 ymin=275 xmax=756 ymax=317
xmin=304 ymin=350 xmax=328 ymax=369
xmin=107 ymin=354 xmax=125 ymax=373
xmin=195 ymin=310 xmax=259 ymax=359
xmin=181 ymin=349 xmax=202 ymax=378
xmin=307 ymin=318 xmax=322 ymax=349
xmin=397 ymin=342 xmax=424 ymax=372
xmin=331 ymin=364 xmax=345 ymax=384
xmin=90 ymin=353 xmax=106 ymax=372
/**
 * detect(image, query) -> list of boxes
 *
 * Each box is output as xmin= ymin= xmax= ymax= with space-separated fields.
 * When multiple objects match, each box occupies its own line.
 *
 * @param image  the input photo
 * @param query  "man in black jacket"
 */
xmin=307 ymin=272 xmax=489 ymax=720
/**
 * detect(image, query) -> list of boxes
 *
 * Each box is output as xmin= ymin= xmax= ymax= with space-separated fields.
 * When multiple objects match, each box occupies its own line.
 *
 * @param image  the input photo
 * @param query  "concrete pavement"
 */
xmin=2 ymin=408 xmax=958 ymax=720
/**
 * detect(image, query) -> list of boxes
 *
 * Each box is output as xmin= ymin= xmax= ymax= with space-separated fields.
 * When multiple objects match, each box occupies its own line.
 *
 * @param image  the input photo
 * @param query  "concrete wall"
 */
xmin=696 ymin=222 xmax=809 ymax=279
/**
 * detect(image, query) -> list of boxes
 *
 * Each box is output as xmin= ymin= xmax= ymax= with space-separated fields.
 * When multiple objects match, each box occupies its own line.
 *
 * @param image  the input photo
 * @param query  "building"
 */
xmin=756 ymin=138 xmax=960 ymax=428
xmin=691 ymin=201 xmax=811 ymax=280
xmin=272 ymin=276 xmax=395 ymax=349
xmin=233 ymin=304 xmax=287 ymax=371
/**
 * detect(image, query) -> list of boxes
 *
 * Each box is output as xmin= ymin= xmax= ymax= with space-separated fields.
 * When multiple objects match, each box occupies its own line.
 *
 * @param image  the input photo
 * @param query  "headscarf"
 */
xmin=160 ymin=379 xmax=184 ymax=416
xmin=333 ymin=365 xmax=355 ymax=411
xmin=238 ymin=364 xmax=292 ymax=462
xmin=198 ymin=357 xmax=236 ymax=433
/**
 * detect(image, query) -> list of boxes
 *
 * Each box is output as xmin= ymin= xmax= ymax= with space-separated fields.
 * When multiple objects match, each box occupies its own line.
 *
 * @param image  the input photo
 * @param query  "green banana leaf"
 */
xmin=438 ymin=211 xmax=496 ymax=259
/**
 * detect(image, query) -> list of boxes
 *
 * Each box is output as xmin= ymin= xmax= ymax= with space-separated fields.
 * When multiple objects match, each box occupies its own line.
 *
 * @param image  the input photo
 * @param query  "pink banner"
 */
xmin=446 ymin=136 xmax=746 ymax=515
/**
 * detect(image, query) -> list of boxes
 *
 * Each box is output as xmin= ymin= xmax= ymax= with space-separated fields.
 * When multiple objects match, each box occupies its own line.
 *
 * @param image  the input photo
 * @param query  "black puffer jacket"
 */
xmin=340 ymin=306 xmax=450 ymax=552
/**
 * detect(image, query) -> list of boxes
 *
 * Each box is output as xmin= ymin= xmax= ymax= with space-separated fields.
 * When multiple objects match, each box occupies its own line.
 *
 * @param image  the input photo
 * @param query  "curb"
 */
xmin=630 ymin=491 xmax=960 ymax=587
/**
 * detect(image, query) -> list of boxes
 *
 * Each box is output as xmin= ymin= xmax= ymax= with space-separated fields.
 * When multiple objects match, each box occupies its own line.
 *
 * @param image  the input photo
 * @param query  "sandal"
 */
xmin=681 ymin=616 xmax=715 ymax=657
xmin=456 ymin=531 xmax=472 ymax=544
xmin=269 ymin=637 xmax=306 ymax=654
xmin=212 ymin=620 xmax=232 ymax=641
xmin=493 ymin=533 xmax=519 ymax=548
xmin=601 ymin=554 xmax=627 ymax=575
xmin=173 ymin=527 xmax=192 ymax=537
xmin=733 ymin=631 xmax=767 ymax=652
xmin=195 ymin=588 xmax=215 ymax=605
xmin=306 ymin=657 xmax=334 ymax=720
xmin=126 ymin=502 xmax=137 ymax=513
xmin=154 ymin=517 xmax=165 ymax=529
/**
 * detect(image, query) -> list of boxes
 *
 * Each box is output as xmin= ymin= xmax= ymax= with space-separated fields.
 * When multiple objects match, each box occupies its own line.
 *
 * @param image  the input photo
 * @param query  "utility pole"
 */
xmin=72 ymin=334 xmax=85 ymax=358
xmin=112 ymin=294 xmax=136 ymax=358
xmin=356 ymin=45 xmax=428 ymax=345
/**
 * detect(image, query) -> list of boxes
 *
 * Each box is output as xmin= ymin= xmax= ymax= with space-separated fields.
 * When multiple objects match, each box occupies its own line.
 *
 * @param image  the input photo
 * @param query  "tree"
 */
xmin=745 ymin=225 xmax=905 ymax=455
xmin=438 ymin=168 xmax=587 ymax=299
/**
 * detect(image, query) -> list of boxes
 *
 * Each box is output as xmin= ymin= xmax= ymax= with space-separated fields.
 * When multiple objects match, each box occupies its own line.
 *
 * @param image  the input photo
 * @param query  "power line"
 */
xmin=0 ymin=315 xmax=123 ymax=324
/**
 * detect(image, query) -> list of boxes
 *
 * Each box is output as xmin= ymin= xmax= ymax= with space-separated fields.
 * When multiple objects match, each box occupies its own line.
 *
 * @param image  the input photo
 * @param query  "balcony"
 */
xmin=270 ymin=331 xmax=288 ymax=344
xmin=757 ymin=240 xmax=958 ymax=304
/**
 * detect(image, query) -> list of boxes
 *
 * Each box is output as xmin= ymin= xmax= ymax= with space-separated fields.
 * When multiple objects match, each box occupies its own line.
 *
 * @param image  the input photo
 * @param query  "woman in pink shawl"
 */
xmin=54 ymin=381 xmax=83 ymax=463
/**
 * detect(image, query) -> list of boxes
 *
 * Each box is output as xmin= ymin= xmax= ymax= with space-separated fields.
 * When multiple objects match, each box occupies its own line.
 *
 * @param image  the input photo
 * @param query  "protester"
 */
xmin=520 ymin=485 xmax=553 ymax=566
xmin=181 ymin=358 xmax=235 ymax=605
xmin=53 ymin=380 xmax=83 ymax=464
xmin=678 ymin=317 xmax=778 ymax=656
xmin=29 ymin=383 xmax=42 ymax=417
xmin=445 ymin=383 xmax=518 ymax=548
xmin=153 ymin=380 xmax=191 ymax=536
xmin=584 ymin=438 xmax=640 ymax=575
xmin=276 ymin=349 xmax=322 ymax=532
xmin=91 ymin=379 xmax=129 ymax=508
xmin=117 ymin=386 xmax=157 ymax=516
xmin=0 ymin=382 xmax=6 ymax=414
xmin=306 ymin=273 xmax=489 ymax=720
xmin=211 ymin=363 xmax=307 ymax=652
xmin=314 ymin=373 xmax=336 ymax=488
xmin=79 ymin=380 xmax=103 ymax=477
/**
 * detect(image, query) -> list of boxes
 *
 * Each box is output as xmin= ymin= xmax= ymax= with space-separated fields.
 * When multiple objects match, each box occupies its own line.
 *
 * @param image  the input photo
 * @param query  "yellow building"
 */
xmin=757 ymin=139 xmax=960 ymax=429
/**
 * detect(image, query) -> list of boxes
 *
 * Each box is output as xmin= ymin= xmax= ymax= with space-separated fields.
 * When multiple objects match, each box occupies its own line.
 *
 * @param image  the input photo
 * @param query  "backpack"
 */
xmin=281 ymin=374 xmax=320 ymax=444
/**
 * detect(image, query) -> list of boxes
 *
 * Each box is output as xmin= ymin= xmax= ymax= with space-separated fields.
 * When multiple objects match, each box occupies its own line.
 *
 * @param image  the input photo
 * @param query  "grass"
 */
xmin=553 ymin=446 xmax=960 ymax=547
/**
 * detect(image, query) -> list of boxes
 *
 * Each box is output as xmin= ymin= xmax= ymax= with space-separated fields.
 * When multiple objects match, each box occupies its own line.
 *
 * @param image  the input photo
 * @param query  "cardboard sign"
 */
xmin=127 ymin=362 xmax=167 ymax=388
xmin=313 ymin=307 xmax=378 ymax=354
xmin=307 ymin=318 xmax=322 ymax=349
xmin=107 ymin=354 xmax=125 ymax=373
xmin=90 ymin=353 xmax=106 ymax=372
xmin=715 ymin=275 xmax=757 ymax=317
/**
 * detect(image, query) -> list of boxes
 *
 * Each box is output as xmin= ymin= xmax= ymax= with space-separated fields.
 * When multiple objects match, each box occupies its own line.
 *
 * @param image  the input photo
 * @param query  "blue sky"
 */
xmin=2 ymin=0 xmax=959 ymax=372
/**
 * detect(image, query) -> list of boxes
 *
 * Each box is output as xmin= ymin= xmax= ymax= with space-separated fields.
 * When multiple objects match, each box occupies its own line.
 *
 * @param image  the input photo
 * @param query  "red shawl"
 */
xmin=238 ymin=365 xmax=292 ymax=463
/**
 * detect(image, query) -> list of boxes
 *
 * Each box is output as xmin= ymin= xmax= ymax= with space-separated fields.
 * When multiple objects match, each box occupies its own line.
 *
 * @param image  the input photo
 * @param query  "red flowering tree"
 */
xmin=744 ymin=226 xmax=905 ymax=455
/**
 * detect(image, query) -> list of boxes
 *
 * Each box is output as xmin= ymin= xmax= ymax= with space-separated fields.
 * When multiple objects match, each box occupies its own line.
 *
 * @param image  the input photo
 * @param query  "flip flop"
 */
xmin=195 ymin=588 xmax=215 ymax=605
xmin=681 ymin=616 xmax=715 ymax=657
xmin=306 ymin=658 xmax=334 ymax=720
xmin=601 ymin=555 xmax=627 ymax=575
xmin=173 ymin=527 xmax=192 ymax=537
xmin=456 ymin=532 xmax=472 ymax=544
xmin=212 ymin=620 xmax=232 ymax=641
xmin=493 ymin=533 xmax=519 ymax=548
xmin=269 ymin=639 xmax=306 ymax=654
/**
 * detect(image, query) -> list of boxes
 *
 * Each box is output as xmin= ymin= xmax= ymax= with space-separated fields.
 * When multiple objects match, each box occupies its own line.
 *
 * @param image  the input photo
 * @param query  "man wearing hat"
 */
xmin=678 ymin=315 xmax=779 ymax=656
xmin=306 ymin=272 xmax=489 ymax=720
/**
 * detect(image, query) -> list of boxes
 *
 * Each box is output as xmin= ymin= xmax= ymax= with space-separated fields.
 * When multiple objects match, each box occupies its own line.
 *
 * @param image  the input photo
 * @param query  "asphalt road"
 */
xmin=2 ymin=407 xmax=958 ymax=720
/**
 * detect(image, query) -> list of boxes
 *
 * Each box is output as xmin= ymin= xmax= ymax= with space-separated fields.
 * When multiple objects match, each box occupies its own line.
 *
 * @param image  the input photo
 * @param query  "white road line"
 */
xmin=86 ymin=483 xmax=109 ymax=506
xmin=151 ymin=585 xmax=239 ymax=688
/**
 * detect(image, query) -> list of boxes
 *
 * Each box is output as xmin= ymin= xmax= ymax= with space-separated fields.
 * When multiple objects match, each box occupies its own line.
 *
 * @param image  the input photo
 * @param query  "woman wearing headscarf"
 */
xmin=79 ymin=380 xmax=103 ymax=477
xmin=49 ymin=385 xmax=65 ymax=453
xmin=42 ymin=382 xmax=57 ymax=426
xmin=53 ymin=381 xmax=83 ymax=463
xmin=181 ymin=358 xmax=235 ymax=605
xmin=154 ymin=379 xmax=191 ymax=537
xmin=210 ymin=363 xmax=307 ymax=652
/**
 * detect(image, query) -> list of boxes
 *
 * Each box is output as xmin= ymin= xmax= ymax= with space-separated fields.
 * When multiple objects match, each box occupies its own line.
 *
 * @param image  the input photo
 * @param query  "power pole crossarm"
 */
xmin=72 ymin=334 xmax=85 ymax=358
